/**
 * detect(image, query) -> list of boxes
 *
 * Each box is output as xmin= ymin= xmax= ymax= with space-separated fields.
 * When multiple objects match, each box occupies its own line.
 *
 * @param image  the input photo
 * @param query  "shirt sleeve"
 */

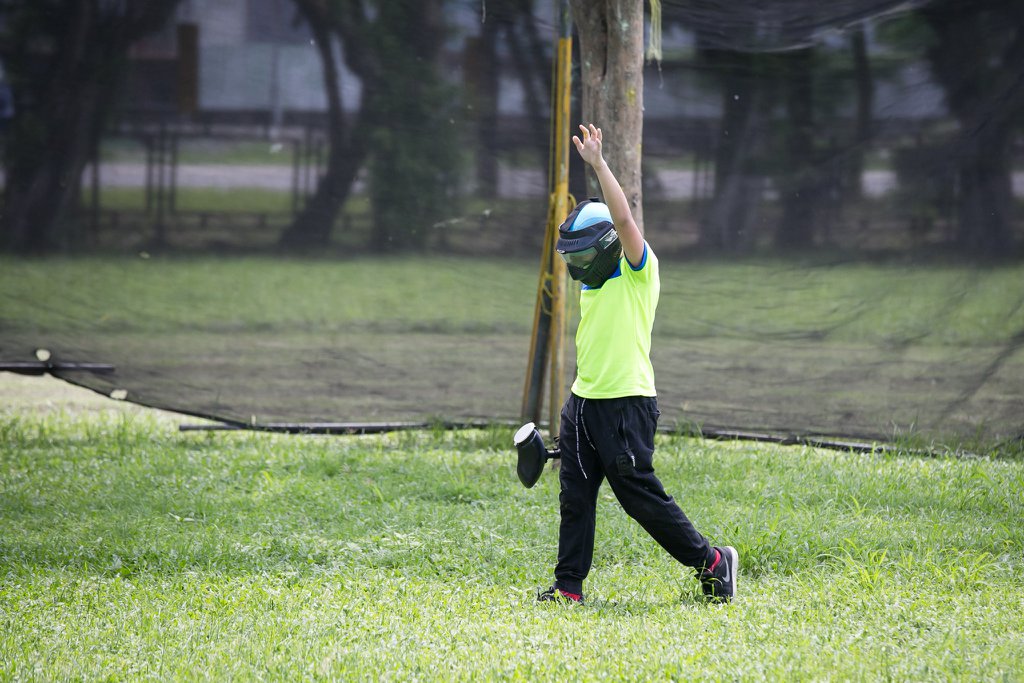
xmin=624 ymin=242 xmax=657 ymax=284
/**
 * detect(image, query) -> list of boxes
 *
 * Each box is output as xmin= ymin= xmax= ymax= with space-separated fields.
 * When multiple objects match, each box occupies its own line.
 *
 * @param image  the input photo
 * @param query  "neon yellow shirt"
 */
xmin=571 ymin=243 xmax=659 ymax=398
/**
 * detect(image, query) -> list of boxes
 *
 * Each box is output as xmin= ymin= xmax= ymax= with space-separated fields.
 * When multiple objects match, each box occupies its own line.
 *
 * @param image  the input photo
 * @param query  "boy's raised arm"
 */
xmin=571 ymin=123 xmax=645 ymax=268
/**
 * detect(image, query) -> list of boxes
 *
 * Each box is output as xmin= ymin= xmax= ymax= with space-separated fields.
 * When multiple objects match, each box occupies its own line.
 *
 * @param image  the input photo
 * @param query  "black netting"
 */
xmin=1 ymin=0 xmax=1023 ymax=448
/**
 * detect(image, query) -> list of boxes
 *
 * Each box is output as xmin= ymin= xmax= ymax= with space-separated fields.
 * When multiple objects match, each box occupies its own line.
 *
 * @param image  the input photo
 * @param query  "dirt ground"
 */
xmin=1 ymin=372 xmax=197 ymax=425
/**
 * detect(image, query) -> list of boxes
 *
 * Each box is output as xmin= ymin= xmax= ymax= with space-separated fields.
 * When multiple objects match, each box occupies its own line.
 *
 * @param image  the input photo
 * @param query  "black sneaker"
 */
xmin=699 ymin=546 xmax=738 ymax=603
xmin=537 ymin=585 xmax=584 ymax=604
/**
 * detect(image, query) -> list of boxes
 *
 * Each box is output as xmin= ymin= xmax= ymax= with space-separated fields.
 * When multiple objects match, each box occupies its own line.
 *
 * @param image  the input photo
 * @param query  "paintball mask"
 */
xmin=557 ymin=198 xmax=622 ymax=288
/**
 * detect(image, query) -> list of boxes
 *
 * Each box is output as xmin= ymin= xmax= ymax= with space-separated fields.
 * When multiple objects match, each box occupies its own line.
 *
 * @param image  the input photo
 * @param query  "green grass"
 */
xmin=654 ymin=259 xmax=1024 ymax=346
xmin=4 ymin=255 xmax=1023 ymax=344
xmin=0 ymin=410 xmax=1022 ymax=680
xmin=101 ymin=139 xmax=295 ymax=166
xmin=99 ymin=187 xmax=294 ymax=214
xmin=0 ymin=256 xmax=533 ymax=334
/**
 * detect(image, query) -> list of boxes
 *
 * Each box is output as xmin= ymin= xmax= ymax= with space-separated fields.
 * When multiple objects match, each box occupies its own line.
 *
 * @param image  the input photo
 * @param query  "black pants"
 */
xmin=554 ymin=393 xmax=714 ymax=595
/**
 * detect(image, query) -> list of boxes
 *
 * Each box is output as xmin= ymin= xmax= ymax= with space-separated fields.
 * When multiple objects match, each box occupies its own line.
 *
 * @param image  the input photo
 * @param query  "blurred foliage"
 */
xmin=365 ymin=0 xmax=463 ymax=251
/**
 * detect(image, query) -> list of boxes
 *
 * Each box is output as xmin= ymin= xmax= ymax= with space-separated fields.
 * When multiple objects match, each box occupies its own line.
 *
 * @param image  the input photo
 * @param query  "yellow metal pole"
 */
xmin=520 ymin=214 xmax=556 ymax=426
xmin=546 ymin=20 xmax=573 ymax=441
xmin=521 ymin=0 xmax=573 ymax=440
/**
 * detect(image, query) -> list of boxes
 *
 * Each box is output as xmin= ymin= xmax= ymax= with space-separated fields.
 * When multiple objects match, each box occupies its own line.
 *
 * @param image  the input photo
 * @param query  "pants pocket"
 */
xmin=616 ymin=451 xmax=636 ymax=476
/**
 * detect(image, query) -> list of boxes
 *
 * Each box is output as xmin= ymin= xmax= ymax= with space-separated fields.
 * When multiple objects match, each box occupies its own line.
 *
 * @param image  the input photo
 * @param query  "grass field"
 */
xmin=1 ymin=377 xmax=1022 ymax=680
xmin=2 ymin=254 xmax=1023 ymax=446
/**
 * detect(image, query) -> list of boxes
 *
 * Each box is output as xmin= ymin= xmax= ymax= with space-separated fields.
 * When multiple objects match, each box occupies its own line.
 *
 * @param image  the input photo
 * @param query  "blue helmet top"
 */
xmin=567 ymin=201 xmax=612 ymax=231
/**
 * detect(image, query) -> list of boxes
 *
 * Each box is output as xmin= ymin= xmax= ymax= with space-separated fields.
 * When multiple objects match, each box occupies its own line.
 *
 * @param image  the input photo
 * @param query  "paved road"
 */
xmin=95 ymin=163 xmax=915 ymax=199
xmin=498 ymin=168 xmax=1024 ymax=200
xmin=10 ymin=163 xmax=1024 ymax=199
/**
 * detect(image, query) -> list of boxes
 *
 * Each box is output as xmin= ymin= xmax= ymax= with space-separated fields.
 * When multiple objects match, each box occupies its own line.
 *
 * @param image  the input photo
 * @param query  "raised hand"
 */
xmin=572 ymin=123 xmax=603 ymax=167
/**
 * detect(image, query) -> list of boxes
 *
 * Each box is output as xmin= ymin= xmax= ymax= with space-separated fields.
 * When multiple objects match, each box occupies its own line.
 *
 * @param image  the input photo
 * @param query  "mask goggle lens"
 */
xmin=559 ymin=247 xmax=598 ymax=268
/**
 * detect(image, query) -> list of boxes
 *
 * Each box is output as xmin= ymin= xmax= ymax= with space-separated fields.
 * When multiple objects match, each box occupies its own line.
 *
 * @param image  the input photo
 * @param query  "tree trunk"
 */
xmin=279 ymin=0 xmax=457 ymax=253
xmin=923 ymin=0 xmax=1024 ymax=255
xmin=700 ymin=49 xmax=761 ymax=251
xmin=0 ymin=0 xmax=182 ymax=253
xmin=467 ymin=23 xmax=501 ymax=199
xmin=847 ymin=26 xmax=873 ymax=201
xmin=776 ymin=48 xmax=818 ymax=250
xmin=568 ymin=0 xmax=645 ymax=231
xmin=366 ymin=0 xmax=457 ymax=252
xmin=503 ymin=8 xmax=552 ymax=173
xmin=279 ymin=1 xmax=371 ymax=248
xmin=956 ymin=125 xmax=1014 ymax=253
xmin=2 ymin=78 xmax=103 ymax=251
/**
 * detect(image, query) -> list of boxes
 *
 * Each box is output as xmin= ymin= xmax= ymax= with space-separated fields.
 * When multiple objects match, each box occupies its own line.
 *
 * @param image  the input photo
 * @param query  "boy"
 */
xmin=538 ymin=123 xmax=737 ymax=604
